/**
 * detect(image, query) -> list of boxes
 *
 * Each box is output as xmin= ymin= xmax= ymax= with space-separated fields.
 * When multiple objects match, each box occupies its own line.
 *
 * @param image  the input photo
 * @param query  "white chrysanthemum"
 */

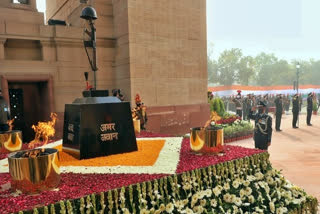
xmin=223 ymin=193 xmax=232 ymax=203
xmin=255 ymin=207 xmax=264 ymax=213
xmin=192 ymin=194 xmax=199 ymax=203
xmin=245 ymin=187 xmax=252 ymax=196
xmin=200 ymin=199 xmax=206 ymax=207
xmin=234 ymin=197 xmax=242 ymax=206
xmin=240 ymin=189 xmax=246 ymax=198
xmin=174 ymin=200 xmax=184 ymax=210
xmin=210 ymin=199 xmax=217 ymax=207
xmin=166 ymin=203 xmax=174 ymax=213
xmin=224 ymin=182 xmax=230 ymax=190
xmin=243 ymin=180 xmax=250 ymax=187
xmin=248 ymin=195 xmax=255 ymax=204
xmin=246 ymin=175 xmax=255 ymax=182
xmin=183 ymin=199 xmax=189 ymax=206
xmin=227 ymin=194 xmax=234 ymax=203
xmin=276 ymin=207 xmax=287 ymax=214
xmin=140 ymin=208 xmax=150 ymax=214
xmin=267 ymin=176 xmax=274 ymax=185
xmin=159 ymin=204 xmax=166 ymax=211
xmin=205 ymin=189 xmax=212 ymax=197
xmin=269 ymin=202 xmax=275 ymax=213
xmin=213 ymin=187 xmax=221 ymax=197
xmin=232 ymin=180 xmax=240 ymax=189
xmin=232 ymin=205 xmax=239 ymax=214
xmin=154 ymin=210 xmax=161 ymax=214
xmin=255 ymin=172 xmax=264 ymax=180
xmin=122 ymin=208 xmax=130 ymax=214
xmin=197 ymin=206 xmax=204 ymax=214
xmin=183 ymin=183 xmax=192 ymax=190
xmin=199 ymin=191 xmax=206 ymax=200
xmin=292 ymin=198 xmax=300 ymax=204
xmin=193 ymin=206 xmax=199 ymax=213
xmin=184 ymin=207 xmax=194 ymax=214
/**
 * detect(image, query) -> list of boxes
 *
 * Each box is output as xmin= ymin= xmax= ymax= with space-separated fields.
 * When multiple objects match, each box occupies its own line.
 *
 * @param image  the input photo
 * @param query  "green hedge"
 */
xmin=209 ymin=97 xmax=225 ymax=117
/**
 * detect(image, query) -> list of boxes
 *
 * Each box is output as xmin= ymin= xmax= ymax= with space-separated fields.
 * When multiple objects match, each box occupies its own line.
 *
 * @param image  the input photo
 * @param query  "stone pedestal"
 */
xmin=62 ymin=97 xmax=138 ymax=159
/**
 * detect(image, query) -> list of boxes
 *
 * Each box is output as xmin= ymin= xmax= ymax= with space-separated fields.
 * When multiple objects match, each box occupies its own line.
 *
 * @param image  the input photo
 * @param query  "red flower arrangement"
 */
xmin=0 ymin=135 xmax=264 ymax=214
xmin=216 ymin=115 xmax=241 ymax=125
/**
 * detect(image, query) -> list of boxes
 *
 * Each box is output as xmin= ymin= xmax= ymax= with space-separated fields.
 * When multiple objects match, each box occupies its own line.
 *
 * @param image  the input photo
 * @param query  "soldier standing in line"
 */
xmin=233 ymin=90 xmax=243 ymax=118
xmin=242 ymin=94 xmax=249 ymax=120
xmin=262 ymin=94 xmax=269 ymax=114
xmin=292 ymin=94 xmax=300 ymax=128
xmin=306 ymin=92 xmax=313 ymax=126
xmin=274 ymin=94 xmax=283 ymax=131
xmin=245 ymin=94 xmax=254 ymax=121
xmin=248 ymin=101 xmax=273 ymax=150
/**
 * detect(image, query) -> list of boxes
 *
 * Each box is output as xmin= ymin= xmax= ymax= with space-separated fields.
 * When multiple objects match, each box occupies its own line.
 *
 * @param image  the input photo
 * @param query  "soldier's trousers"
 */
xmin=254 ymin=140 xmax=268 ymax=150
xmin=243 ymin=110 xmax=247 ymax=120
xmin=307 ymin=109 xmax=312 ymax=125
xmin=275 ymin=113 xmax=282 ymax=130
xmin=292 ymin=112 xmax=299 ymax=127
xmin=236 ymin=109 xmax=242 ymax=118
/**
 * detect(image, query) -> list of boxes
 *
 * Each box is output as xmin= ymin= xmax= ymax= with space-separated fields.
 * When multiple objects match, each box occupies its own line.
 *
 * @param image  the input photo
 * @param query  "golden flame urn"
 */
xmin=8 ymin=148 xmax=60 ymax=193
xmin=0 ymin=130 xmax=23 ymax=152
xmin=190 ymin=127 xmax=224 ymax=154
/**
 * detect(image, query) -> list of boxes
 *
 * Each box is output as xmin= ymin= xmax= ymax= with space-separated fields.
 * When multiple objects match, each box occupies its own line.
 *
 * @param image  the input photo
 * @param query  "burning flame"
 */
xmin=28 ymin=113 xmax=57 ymax=149
xmin=7 ymin=119 xmax=14 ymax=131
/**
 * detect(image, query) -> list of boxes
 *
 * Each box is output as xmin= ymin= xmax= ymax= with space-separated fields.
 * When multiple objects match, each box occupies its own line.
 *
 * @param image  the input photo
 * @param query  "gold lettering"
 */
xmin=67 ymin=133 xmax=74 ymax=142
xmin=68 ymin=124 xmax=74 ymax=132
xmin=100 ymin=123 xmax=116 ymax=132
xmin=100 ymin=132 xmax=119 ymax=142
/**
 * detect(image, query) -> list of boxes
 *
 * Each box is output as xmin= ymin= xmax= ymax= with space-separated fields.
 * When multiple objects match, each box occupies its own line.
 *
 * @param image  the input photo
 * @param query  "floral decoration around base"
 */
xmin=0 ymin=133 xmax=318 ymax=214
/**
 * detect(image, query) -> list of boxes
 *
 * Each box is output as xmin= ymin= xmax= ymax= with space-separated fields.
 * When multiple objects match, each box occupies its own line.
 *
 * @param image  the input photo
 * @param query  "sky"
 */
xmin=36 ymin=0 xmax=320 ymax=61
xmin=207 ymin=0 xmax=320 ymax=61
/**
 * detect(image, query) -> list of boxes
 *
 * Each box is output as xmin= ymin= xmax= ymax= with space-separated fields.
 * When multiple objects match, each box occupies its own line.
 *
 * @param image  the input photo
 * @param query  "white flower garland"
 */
xmin=0 ymin=138 xmax=183 ymax=175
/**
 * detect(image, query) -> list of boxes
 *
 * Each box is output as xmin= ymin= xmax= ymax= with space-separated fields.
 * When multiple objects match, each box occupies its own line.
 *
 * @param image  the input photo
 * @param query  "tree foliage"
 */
xmin=208 ymin=48 xmax=320 ymax=86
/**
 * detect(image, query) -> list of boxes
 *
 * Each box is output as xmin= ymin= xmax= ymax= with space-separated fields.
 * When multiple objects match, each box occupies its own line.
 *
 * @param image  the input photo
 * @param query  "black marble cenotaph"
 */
xmin=62 ymin=91 xmax=138 ymax=159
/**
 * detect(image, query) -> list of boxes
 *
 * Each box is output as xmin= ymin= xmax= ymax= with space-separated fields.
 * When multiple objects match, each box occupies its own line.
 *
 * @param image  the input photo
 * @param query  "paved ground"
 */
xmin=229 ymin=113 xmax=320 ymax=201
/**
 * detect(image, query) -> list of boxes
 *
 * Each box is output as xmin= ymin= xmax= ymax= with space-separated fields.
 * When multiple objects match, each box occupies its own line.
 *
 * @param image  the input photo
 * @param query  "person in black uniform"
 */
xmin=292 ymin=94 xmax=300 ymax=128
xmin=244 ymin=94 xmax=254 ymax=121
xmin=0 ymin=90 xmax=11 ymax=132
xmin=242 ymin=94 xmax=249 ymax=120
xmin=306 ymin=92 xmax=313 ymax=126
xmin=274 ymin=94 xmax=283 ymax=131
xmin=262 ymin=94 xmax=269 ymax=114
xmin=248 ymin=101 xmax=273 ymax=150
